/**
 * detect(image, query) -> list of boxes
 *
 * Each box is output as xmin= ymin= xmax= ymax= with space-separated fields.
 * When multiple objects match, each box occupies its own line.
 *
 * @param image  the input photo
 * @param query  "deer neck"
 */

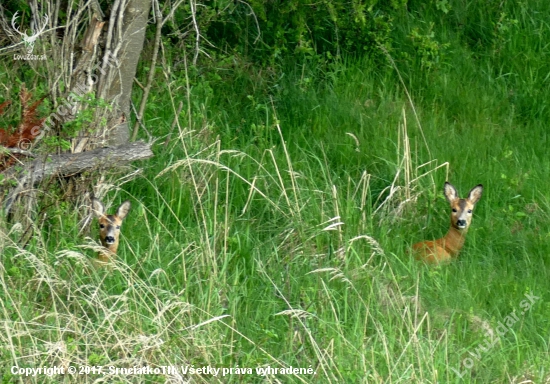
xmin=97 ymin=251 xmax=110 ymax=263
xmin=440 ymin=226 xmax=467 ymax=256
xmin=98 ymin=244 xmax=117 ymax=263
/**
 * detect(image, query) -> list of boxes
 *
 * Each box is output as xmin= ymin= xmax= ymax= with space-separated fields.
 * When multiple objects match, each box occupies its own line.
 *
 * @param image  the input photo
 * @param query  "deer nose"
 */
xmin=456 ymin=219 xmax=467 ymax=228
xmin=105 ymin=236 xmax=115 ymax=244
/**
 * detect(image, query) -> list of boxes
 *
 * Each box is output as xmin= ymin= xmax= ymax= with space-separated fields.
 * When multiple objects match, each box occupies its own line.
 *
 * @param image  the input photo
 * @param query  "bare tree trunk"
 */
xmin=97 ymin=0 xmax=153 ymax=146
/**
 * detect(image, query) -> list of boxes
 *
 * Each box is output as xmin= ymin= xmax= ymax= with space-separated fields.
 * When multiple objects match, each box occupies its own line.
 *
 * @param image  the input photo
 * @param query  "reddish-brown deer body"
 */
xmin=413 ymin=182 xmax=483 ymax=264
xmin=92 ymin=198 xmax=131 ymax=263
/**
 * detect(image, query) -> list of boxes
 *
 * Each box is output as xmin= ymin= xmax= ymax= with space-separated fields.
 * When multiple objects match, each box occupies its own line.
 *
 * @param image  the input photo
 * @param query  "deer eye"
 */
xmin=452 ymin=208 xmax=457 ymax=213
xmin=99 ymin=224 xmax=105 ymax=229
xmin=468 ymin=209 xmax=472 ymax=213
xmin=116 ymin=226 xmax=120 ymax=229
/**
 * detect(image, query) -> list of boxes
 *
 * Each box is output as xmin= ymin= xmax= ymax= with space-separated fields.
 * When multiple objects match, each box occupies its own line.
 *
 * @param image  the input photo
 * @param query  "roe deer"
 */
xmin=413 ymin=182 xmax=483 ymax=264
xmin=91 ymin=198 xmax=131 ymax=263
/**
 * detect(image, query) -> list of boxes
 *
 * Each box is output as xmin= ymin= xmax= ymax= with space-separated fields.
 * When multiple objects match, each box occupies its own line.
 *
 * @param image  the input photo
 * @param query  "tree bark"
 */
xmin=97 ymin=0 xmax=153 ymax=146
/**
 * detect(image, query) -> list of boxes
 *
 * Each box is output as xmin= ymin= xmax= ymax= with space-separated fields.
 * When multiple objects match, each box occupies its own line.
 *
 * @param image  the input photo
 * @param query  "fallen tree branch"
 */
xmin=1 ymin=146 xmax=37 ymax=157
xmin=3 ymin=140 xmax=153 ymax=213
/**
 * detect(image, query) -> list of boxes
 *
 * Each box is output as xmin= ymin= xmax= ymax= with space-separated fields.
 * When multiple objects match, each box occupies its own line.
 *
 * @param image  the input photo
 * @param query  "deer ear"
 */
xmin=116 ymin=201 xmax=131 ymax=220
xmin=443 ymin=182 xmax=459 ymax=202
xmin=91 ymin=198 xmax=105 ymax=217
xmin=467 ymin=184 xmax=483 ymax=205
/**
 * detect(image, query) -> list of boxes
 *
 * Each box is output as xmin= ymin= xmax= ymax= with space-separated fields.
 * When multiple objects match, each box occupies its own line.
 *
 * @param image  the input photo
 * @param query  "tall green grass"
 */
xmin=2 ymin=1 xmax=550 ymax=383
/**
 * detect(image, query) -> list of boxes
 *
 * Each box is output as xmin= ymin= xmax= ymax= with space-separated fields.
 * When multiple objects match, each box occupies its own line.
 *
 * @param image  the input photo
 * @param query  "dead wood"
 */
xmin=3 ymin=140 xmax=153 ymax=213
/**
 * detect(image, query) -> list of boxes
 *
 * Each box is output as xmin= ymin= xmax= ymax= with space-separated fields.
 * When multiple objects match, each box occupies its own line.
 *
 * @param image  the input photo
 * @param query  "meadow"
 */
xmin=1 ymin=1 xmax=550 ymax=383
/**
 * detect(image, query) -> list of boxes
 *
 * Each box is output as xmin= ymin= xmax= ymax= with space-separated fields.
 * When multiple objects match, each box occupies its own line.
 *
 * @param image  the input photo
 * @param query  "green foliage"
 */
xmin=40 ymin=93 xmax=112 ymax=151
xmin=433 ymin=0 xmax=451 ymax=14
xmin=3 ymin=0 xmax=550 ymax=382
xmin=162 ymin=0 xmax=408 ymax=66
xmin=0 ymin=0 xmax=31 ymax=17
xmin=245 ymin=0 xmax=405 ymax=62
xmin=62 ymin=93 xmax=111 ymax=134
xmin=408 ymin=24 xmax=450 ymax=70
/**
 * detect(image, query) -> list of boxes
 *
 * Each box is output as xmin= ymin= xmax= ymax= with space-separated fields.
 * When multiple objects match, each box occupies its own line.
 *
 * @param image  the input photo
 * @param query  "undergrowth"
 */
xmin=2 ymin=0 xmax=550 ymax=383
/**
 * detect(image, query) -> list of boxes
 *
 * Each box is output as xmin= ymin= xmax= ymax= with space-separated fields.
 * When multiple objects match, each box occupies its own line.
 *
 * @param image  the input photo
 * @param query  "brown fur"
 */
xmin=413 ymin=182 xmax=483 ymax=264
xmin=92 ymin=198 xmax=131 ymax=263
